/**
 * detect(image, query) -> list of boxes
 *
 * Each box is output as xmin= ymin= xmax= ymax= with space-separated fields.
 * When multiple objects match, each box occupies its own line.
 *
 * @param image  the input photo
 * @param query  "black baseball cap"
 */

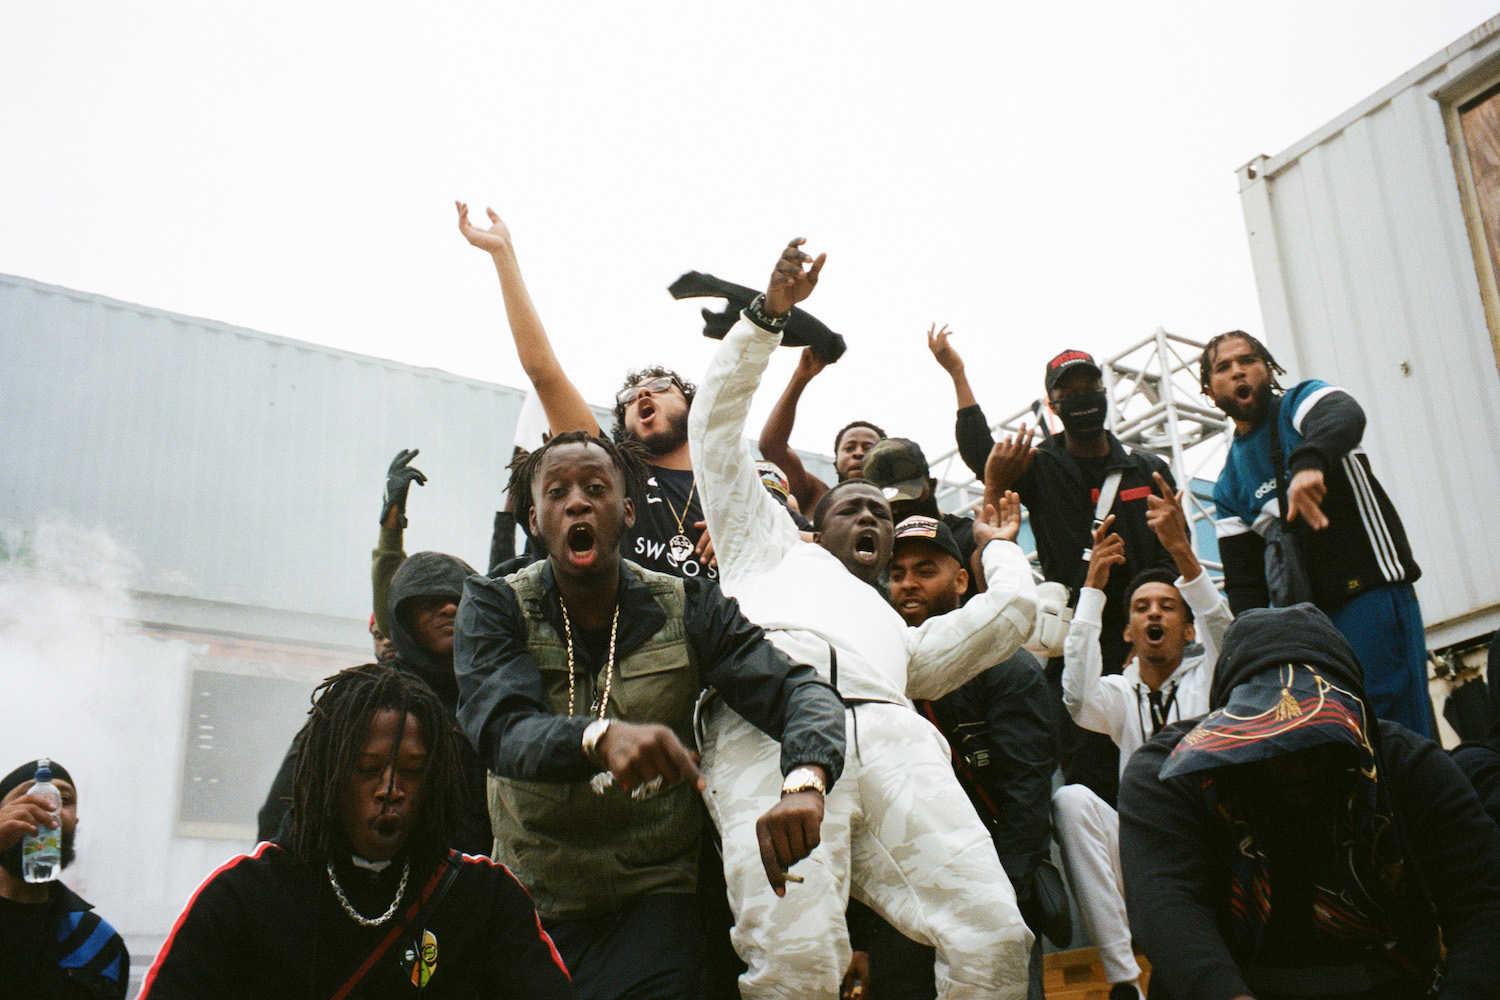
xmin=861 ymin=437 xmax=931 ymax=503
xmin=1044 ymin=349 xmax=1102 ymax=393
xmin=892 ymin=515 xmax=963 ymax=565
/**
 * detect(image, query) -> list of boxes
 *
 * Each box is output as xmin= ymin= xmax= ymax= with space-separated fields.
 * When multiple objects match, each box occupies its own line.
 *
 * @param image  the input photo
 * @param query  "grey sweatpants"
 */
xmin=700 ymin=700 xmax=1033 ymax=1000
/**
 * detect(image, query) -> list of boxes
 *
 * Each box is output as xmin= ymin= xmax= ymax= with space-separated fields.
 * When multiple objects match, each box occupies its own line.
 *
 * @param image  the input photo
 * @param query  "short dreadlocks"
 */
xmin=610 ymin=366 xmax=697 ymax=442
xmin=1198 ymin=330 xmax=1287 ymax=397
xmin=289 ymin=663 xmax=464 ymax=867
xmin=505 ymin=430 xmax=649 ymax=537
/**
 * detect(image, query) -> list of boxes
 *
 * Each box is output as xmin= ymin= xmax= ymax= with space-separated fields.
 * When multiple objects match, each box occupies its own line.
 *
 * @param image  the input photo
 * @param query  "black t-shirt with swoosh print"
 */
xmin=625 ymin=465 xmax=717 ymax=582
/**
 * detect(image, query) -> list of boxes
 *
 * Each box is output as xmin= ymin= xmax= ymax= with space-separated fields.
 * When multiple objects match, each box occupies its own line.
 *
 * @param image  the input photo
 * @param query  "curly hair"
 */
xmin=289 ymin=663 xmax=465 ymax=867
xmin=505 ymin=430 xmax=649 ymax=538
xmin=1199 ymin=331 xmax=1286 ymax=397
xmin=833 ymin=420 xmax=886 ymax=457
xmin=610 ymin=367 xmax=697 ymax=442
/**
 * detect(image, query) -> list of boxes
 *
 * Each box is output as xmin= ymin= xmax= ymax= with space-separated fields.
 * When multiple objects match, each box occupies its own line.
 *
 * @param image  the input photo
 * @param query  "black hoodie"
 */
xmin=1119 ymin=605 xmax=1500 ymax=1000
xmin=257 ymin=553 xmax=493 ymax=856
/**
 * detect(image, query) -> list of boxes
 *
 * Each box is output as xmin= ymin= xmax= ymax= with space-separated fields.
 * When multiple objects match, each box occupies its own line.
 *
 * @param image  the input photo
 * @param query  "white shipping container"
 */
xmin=1238 ymin=14 xmax=1500 ymax=651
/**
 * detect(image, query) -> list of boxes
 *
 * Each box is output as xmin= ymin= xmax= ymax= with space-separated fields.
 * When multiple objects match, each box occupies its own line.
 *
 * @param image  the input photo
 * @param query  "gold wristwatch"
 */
xmin=781 ymin=765 xmax=827 ymax=797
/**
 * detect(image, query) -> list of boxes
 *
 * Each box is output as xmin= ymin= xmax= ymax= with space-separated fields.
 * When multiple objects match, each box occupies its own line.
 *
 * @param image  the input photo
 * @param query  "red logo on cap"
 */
xmin=1049 ymin=350 xmax=1092 ymax=370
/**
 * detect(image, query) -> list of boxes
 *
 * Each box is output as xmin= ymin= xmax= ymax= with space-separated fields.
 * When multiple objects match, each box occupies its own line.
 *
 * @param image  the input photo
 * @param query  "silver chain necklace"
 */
xmin=326 ymin=858 xmax=409 ymax=926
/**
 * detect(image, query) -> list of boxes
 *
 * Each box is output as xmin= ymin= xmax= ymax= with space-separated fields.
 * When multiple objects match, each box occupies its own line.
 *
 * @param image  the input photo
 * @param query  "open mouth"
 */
xmin=852 ymin=531 xmax=880 ymax=564
xmin=1145 ymin=623 xmax=1165 ymax=643
xmin=1234 ymin=384 xmax=1253 ymax=402
xmin=637 ymin=399 xmax=657 ymax=421
xmin=566 ymin=523 xmax=598 ymax=567
xmin=372 ymin=814 xmax=403 ymax=839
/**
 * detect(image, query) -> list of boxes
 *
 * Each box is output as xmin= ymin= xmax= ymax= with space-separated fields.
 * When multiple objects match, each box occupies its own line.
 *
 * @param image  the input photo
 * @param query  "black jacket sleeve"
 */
xmin=453 ymin=576 xmax=593 ymax=782
xmin=955 ymin=404 xmax=995 ymax=483
xmin=968 ymin=655 xmax=1057 ymax=897
xmin=1118 ymin=726 xmax=1254 ymax=1000
xmin=1218 ymin=529 xmax=1269 ymax=616
xmin=470 ymin=860 xmax=577 ymax=999
xmin=1287 ymin=388 xmax=1365 ymax=475
xmin=255 ymin=736 xmax=300 ymax=844
xmin=489 ymin=511 xmax=518 ymax=577
xmin=685 ymin=578 xmax=846 ymax=787
xmin=1382 ymin=725 xmax=1500 ymax=1000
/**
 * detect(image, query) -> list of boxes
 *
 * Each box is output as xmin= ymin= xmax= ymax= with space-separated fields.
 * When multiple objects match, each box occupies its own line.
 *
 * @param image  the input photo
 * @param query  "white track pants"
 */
xmin=1051 ymin=783 xmax=1140 ymax=984
xmin=701 ymin=701 xmax=1033 ymax=1000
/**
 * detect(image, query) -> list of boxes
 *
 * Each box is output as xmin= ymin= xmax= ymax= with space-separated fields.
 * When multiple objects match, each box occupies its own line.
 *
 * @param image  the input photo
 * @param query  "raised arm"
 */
xmin=689 ymin=239 xmax=825 ymax=586
xmin=1146 ymin=472 xmax=1232 ymax=664
xmin=456 ymin=202 xmax=600 ymax=437
xmin=982 ymin=426 xmax=1038 ymax=515
xmin=758 ymin=348 xmax=832 ymax=513
xmin=1062 ymin=516 xmax=1129 ymax=740
xmin=373 ymin=448 xmax=422 ymax=638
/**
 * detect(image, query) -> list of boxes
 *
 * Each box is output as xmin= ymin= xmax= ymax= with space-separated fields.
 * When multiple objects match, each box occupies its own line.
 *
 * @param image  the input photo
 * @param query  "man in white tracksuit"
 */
xmin=1054 ymin=480 xmax=1233 ymax=1000
xmin=688 ymin=239 xmax=1038 ymax=1000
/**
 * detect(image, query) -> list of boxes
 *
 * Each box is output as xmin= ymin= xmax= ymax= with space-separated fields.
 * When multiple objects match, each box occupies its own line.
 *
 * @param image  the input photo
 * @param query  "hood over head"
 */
xmin=389 ymin=551 xmax=477 ymax=708
xmin=1160 ymin=604 xmax=1377 ymax=780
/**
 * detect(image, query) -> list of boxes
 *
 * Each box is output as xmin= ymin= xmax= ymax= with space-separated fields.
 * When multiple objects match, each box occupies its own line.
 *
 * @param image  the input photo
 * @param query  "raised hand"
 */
xmin=456 ymin=201 xmax=514 ymax=256
xmin=764 ymin=238 xmax=826 ymax=317
xmin=1084 ymin=514 xmax=1126 ymax=591
xmin=0 ymin=783 xmax=58 ymax=853
xmin=1286 ymin=468 xmax=1329 ymax=530
xmin=593 ymin=721 xmax=705 ymax=795
xmin=1145 ymin=472 xmax=1192 ymax=555
xmin=793 ymin=347 xmax=827 ymax=383
xmin=381 ymin=448 xmax=427 ymax=528
xmin=972 ymin=492 xmax=1022 ymax=550
xmin=926 ymin=323 xmax=964 ymax=376
xmin=984 ymin=428 xmax=1037 ymax=496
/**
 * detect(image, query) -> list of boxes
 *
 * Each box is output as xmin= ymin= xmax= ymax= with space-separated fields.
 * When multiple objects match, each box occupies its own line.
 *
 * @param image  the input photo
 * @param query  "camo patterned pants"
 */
xmin=700 ymin=700 xmax=1033 ymax=1000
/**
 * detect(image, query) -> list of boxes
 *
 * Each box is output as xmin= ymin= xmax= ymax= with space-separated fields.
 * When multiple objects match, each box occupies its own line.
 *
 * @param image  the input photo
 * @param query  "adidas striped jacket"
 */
xmin=1212 ymin=380 xmax=1420 ymax=614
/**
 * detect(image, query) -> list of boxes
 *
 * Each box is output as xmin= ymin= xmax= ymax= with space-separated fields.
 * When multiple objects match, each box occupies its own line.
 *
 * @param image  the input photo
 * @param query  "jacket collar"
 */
xmin=1040 ymin=430 xmax=1134 ymax=489
xmin=533 ymin=559 xmax=668 ymax=661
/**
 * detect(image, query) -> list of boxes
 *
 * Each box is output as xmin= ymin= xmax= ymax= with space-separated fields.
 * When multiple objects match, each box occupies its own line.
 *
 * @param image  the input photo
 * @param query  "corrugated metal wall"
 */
xmin=1238 ymin=19 xmax=1500 ymax=647
xmin=2 ymin=274 xmax=529 ymax=631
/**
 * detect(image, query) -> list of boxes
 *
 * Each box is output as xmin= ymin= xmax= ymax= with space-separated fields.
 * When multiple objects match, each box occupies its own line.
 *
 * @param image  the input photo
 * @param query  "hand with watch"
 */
xmin=756 ymin=763 xmax=830 ymax=896
xmin=749 ymin=237 xmax=826 ymax=327
xmin=581 ymin=718 xmax=705 ymax=797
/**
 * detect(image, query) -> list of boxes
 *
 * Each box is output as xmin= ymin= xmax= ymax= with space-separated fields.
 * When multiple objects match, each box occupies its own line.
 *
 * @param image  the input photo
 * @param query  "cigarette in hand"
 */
xmin=781 ymin=872 xmax=805 ymax=884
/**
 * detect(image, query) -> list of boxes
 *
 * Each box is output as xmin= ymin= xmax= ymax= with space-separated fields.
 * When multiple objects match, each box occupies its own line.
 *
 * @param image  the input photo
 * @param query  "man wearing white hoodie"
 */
xmin=1054 ymin=476 xmax=1233 ymax=1000
xmin=688 ymin=238 xmax=1039 ymax=1000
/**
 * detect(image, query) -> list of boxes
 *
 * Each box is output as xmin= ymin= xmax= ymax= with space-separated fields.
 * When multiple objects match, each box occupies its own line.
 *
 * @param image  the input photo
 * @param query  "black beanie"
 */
xmin=0 ymin=759 xmax=75 ymax=800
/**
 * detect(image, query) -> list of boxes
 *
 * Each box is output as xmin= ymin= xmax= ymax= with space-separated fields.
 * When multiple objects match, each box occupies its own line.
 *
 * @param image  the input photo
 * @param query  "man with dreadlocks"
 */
xmin=454 ymin=429 xmax=846 ymax=1000
xmin=457 ymin=202 xmax=718 ymax=581
xmin=1202 ymin=331 xmax=1431 ymax=738
xmin=1119 ymin=604 xmax=1500 ymax=1000
xmin=142 ymin=663 xmax=573 ymax=999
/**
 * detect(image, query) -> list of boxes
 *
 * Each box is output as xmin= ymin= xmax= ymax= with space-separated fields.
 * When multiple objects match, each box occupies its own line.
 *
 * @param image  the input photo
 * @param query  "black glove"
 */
xmin=380 ymin=448 xmax=427 ymax=527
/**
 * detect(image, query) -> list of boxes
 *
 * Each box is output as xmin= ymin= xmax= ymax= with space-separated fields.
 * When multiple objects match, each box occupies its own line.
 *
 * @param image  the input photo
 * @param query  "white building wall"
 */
xmin=1237 ymin=16 xmax=1500 ymax=648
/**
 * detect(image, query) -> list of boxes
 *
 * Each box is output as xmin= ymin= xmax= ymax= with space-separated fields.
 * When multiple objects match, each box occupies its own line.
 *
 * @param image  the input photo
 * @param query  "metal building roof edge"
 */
xmin=1238 ymin=13 xmax=1500 ymax=185
xmin=0 ymin=271 xmax=531 ymax=398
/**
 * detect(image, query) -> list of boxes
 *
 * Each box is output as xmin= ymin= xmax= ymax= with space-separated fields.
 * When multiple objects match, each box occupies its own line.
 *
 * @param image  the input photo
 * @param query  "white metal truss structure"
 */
xmin=930 ymin=328 xmax=1233 ymax=578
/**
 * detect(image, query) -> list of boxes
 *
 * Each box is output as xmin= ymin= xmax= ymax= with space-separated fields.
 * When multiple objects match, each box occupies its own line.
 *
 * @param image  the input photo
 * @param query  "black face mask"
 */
xmin=1055 ymin=389 xmax=1108 ymax=436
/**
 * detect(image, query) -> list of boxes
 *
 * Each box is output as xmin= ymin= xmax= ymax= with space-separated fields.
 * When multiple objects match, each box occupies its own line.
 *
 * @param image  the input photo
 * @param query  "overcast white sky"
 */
xmin=4 ymin=2 xmax=1497 ymax=463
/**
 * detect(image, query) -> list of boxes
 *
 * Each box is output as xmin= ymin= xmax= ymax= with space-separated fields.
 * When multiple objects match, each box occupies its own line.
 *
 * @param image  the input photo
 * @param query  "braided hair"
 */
xmin=610 ymin=367 xmax=697 ymax=442
xmin=505 ymin=430 xmax=649 ymax=537
xmin=1198 ymin=330 xmax=1287 ymax=396
xmin=289 ymin=663 xmax=464 ymax=866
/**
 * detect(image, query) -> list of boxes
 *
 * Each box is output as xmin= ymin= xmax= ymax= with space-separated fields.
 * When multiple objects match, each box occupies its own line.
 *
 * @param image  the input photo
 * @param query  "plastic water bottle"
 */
xmin=21 ymin=758 xmax=62 ymax=883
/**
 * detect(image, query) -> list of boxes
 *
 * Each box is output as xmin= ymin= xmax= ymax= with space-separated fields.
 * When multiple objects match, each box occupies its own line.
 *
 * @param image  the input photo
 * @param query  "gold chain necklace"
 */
xmin=658 ymin=477 xmax=698 ymax=565
xmin=560 ymin=602 xmax=620 ymax=718
xmin=326 ymin=858 xmax=409 ymax=927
